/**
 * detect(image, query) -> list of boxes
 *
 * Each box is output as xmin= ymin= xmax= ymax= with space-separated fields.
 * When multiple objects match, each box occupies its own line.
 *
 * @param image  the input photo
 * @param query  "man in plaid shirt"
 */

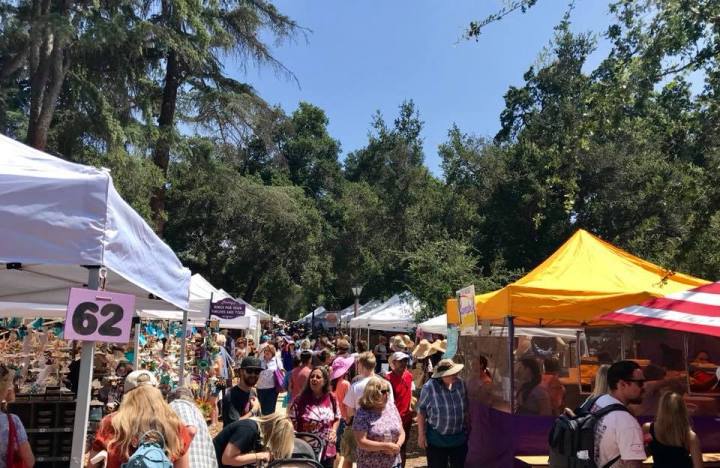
xmin=169 ymin=387 xmax=219 ymax=468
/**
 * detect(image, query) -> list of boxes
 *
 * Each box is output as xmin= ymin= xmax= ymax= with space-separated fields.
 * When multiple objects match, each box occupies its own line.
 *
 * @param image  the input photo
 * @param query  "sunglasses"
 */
xmin=243 ymin=369 xmax=261 ymax=375
xmin=380 ymin=389 xmax=390 ymax=395
xmin=624 ymin=379 xmax=645 ymax=386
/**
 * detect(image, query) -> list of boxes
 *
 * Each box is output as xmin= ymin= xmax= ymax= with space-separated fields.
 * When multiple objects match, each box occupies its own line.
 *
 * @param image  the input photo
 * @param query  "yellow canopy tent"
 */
xmin=447 ymin=229 xmax=709 ymax=327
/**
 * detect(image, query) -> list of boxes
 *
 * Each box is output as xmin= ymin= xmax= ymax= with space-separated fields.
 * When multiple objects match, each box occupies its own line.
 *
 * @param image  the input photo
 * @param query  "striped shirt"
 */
xmin=170 ymin=399 xmax=219 ymax=468
xmin=417 ymin=378 xmax=467 ymax=435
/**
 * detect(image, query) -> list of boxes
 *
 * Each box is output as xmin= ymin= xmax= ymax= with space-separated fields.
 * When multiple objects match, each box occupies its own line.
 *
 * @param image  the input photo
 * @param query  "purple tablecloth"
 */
xmin=466 ymin=400 xmax=720 ymax=468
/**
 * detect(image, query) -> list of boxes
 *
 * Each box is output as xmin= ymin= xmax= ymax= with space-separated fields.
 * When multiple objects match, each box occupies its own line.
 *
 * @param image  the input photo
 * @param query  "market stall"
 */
xmin=443 ymin=229 xmax=710 ymax=467
xmin=349 ymin=293 xmax=419 ymax=333
xmin=0 ymin=135 xmax=191 ymax=467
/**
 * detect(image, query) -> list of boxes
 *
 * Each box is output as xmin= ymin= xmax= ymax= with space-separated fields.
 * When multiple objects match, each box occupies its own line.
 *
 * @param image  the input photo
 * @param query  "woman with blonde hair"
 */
xmin=352 ymin=377 xmax=404 ymax=468
xmin=578 ymin=364 xmax=611 ymax=410
xmin=210 ymin=333 xmax=234 ymax=426
xmin=89 ymin=370 xmax=192 ymax=467
xmin=0 ymin=364 xmax=34 ymax=467
xmin=643 ymin=391 xmax=702 ymax=468
xmin=257 ymin=344 xmax=284 ymax=415
xmin=213 ymin=413 xmax=295 ymax=467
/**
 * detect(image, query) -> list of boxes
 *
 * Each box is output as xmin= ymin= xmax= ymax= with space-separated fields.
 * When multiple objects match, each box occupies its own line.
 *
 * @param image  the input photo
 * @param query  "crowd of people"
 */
xmin=0 ymin=324 xmax=710 ymax=468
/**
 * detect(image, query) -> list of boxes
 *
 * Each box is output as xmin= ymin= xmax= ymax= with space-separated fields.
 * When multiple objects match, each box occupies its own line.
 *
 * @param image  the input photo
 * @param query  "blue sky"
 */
xmin=230 ymin=0 xmax=614 ymax=177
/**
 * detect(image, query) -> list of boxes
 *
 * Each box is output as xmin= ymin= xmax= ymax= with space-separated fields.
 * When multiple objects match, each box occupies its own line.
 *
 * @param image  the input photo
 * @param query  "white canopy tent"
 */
xmin=298 ymin=306 xmax=325 ymax=325
xmin=336 ymin=300 xmax=382 ymax=328
xmin=0 ymin=135 xmax=191 ymax=467
xmin=418 ymin=313 xmax=581 ymax=340
xmin=349 ymin=294 xmax=419 ymax=332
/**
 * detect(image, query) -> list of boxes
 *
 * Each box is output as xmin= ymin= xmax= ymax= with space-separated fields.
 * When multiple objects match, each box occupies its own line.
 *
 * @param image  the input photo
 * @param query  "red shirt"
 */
xmin=385 ymin=370 xmax=413 ymax=425
xmin=92 ymin=414 xmax=192 ymax=468
xmin=290 ymin=366 xmax=311 ymax=402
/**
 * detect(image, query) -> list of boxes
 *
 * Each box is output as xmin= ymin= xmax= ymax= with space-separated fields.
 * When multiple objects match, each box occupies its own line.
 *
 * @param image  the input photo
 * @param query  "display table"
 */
xmin=9 ymin=396 xmax=77 ymax=468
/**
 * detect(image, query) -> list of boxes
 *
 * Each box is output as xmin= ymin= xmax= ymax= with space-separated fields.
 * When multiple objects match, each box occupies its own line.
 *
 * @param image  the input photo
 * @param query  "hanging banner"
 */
xmin=210 ymin=298 xmax=246 ymax=320
xmin=64 ymin=287 xmax=135 ymax=344
xmin=456 ymin=284 xmax=478 ymax=333
xmin=443 ymin=325 xmax=459 ymax=359
xmin=325 ymin=313 xmax=338 ymax=326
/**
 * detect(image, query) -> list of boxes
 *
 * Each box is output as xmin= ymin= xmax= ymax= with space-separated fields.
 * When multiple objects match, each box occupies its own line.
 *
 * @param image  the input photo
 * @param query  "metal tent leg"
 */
xmin=69 ymin=266 xmax=99 ymax=468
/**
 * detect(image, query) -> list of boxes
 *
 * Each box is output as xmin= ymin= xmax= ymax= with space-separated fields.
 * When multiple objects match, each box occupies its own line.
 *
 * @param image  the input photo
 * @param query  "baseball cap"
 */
xmin=390 ymin=351 xmax=410 ymax=363
xmin=240 ymin=356 xmax=263 ymax=370
xmin=124 ymin=370 xmax=158 ymax=392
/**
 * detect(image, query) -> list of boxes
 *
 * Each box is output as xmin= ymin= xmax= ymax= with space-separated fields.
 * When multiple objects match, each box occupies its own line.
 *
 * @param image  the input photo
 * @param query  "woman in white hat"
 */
xmin=417 ymin=359 xmax=469 ymax=468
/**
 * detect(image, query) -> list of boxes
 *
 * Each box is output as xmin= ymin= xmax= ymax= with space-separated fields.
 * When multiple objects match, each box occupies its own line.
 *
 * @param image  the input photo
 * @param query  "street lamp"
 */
xmin=311 ymin=304 xmax=316 ymax=337
xmin=351 ymin=284 xmax=363 ymax=318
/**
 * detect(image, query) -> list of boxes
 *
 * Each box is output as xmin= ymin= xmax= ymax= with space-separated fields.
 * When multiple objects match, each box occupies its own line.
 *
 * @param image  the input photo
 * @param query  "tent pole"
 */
xmin=179 ymin=308 xmax=188 ymax=386
xmin=507 ymin=315 xmax=515 ymax=413
xmin=133 ymin=321 xmax=140 ymax=370
xmin=575 ymin=329 xmax=582 ymax=392
xmin=70 ymin=266 xmax=100 ymax=468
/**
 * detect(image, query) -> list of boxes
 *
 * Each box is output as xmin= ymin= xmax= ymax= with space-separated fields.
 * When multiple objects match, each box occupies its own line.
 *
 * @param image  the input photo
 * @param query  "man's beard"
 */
xmin=243 ymin=376 xmax=258 ymax=387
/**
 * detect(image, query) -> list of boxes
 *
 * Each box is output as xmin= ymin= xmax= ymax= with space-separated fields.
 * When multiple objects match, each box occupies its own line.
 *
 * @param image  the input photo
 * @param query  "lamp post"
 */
xmin=351 ymin=285 xmax=363 ymax=343
xmin=311 ymin=305 xmax=316 ymax=337
xmin=352 ymin=284 xmax=363 ymax=317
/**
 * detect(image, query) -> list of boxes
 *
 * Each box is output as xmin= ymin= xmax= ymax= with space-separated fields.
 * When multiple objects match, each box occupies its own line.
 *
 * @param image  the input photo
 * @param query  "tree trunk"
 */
xmin=244 ymin=271 xmax=263 ymax=303
xmin=25 ymin=0 xmax=71 ymax=151
xmin=150 ymin=1 xmax=182 ymax=234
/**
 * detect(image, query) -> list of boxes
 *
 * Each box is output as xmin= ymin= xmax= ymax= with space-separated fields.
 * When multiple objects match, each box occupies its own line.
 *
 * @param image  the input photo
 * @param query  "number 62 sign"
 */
xmin=64 ymin=288 xmax=135 ymax=344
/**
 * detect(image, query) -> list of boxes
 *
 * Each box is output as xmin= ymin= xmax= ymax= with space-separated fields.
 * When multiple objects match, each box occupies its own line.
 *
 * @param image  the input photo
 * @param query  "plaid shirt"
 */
xmin=170 ymin=399 xmax=219 ymax=468
xmin=417 ymin=378 xmax=467 ymax=435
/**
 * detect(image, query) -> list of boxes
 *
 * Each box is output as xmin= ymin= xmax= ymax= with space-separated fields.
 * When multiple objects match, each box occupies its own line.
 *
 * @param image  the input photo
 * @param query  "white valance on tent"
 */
xmin=349 ymin=294 xmax=419 ymax=332
xmin=0 ymin=134 xmax=192 ymax=467
xmin=418 ymin=313 xmax=581 ymax=340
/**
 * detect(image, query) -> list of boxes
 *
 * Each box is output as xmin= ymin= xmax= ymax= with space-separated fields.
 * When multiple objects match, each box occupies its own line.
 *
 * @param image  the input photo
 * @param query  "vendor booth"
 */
xmin=443 ymin=229 xmax=712 ymax=467
xmin=350 ymin=293 xmax=419 ymax=333
xmin=0 ymin=135 xmax=191 ymax=467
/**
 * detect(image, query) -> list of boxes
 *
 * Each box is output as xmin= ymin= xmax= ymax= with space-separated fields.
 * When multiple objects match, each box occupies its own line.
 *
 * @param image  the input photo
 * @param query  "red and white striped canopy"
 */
xmin=603 ymin=282 xmax=720 ymax=337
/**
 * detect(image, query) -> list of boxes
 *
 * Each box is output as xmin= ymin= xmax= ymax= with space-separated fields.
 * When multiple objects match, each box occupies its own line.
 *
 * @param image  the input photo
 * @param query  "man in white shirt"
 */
xmin=591 ymin=360 xmax=647 ymax=468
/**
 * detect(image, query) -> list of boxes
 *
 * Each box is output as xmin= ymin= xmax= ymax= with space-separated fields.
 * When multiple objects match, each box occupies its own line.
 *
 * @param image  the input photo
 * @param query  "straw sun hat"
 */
xmin=432 ymin=359 xmax=464 ymax=379
xmin=391 ymin=335 xmax=407 ymax=351
xmin=412 ymin=339 xmax=436 ymax=360
xmin=401 ymin=335 xmax=414 ymax=350
xmin=430 ymin=339 xmax=447 ymax=355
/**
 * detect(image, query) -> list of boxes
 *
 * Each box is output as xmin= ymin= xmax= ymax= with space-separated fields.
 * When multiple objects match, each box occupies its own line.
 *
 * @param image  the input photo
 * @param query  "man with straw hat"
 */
xmin=417 ymin=359 xmax=469 ymax=468
xmin=413 ymin=339 xmax=439 ymax=386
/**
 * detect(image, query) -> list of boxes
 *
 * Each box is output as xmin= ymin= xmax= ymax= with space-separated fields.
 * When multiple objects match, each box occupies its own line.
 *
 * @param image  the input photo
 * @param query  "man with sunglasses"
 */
xmin=590 ymin=360 xmax=647 ymax=467
xmin=222 ymin=356 xmax=262 ymax=425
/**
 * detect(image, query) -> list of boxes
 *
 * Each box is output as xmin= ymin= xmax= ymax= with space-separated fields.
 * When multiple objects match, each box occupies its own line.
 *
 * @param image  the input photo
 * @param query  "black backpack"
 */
xmin=548 ymin=397 xmax=629 ymax=468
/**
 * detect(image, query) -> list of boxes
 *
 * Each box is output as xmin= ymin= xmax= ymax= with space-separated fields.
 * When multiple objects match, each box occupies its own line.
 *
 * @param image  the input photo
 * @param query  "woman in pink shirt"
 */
xmin=331 ymin=356 xmax=355 ymax=459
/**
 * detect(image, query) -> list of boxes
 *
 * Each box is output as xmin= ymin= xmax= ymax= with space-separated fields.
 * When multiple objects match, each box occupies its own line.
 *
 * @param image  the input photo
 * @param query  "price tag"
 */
xmin=64 ymin=288 xmax=135 ymax=344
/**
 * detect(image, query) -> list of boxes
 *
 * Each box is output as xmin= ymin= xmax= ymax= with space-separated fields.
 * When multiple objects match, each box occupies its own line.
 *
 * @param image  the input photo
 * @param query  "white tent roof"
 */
xmin=349 ymin=294 xmax=419 ymax=332
xmin=418 ymin=313 xmax=448 ymax=335
xmin=298 ymin=306 xmax=325 ymax=324
xmin=0 ymin=135 xmax=190 ymax=310
xmin=417 ymin=314 xmax=580 ymax=340
xmin=0 ymin=134 xmax=192 ymax=465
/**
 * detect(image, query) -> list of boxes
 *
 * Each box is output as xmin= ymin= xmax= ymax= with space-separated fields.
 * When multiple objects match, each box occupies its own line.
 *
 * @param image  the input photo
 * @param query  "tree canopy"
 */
xmin=2 ymin=0 xmax=719 ymax=319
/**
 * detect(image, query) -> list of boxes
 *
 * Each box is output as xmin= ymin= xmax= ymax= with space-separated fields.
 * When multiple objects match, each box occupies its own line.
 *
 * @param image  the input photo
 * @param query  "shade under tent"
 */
xmin=0 ymin=134 xmax=191 ymax=468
